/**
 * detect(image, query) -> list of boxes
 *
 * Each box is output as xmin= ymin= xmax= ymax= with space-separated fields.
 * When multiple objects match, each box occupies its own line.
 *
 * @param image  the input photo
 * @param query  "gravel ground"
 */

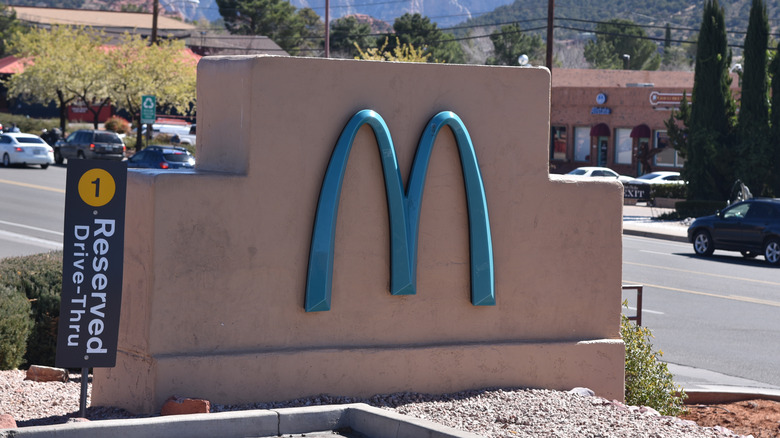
xmin=0 ymin=370 xmax=749 ymax=437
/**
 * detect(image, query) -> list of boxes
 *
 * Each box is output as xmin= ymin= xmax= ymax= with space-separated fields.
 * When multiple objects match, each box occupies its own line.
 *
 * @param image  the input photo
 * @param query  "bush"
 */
xmin=104 ymin=116 xmax=131 ymax=134
xmin=675 ymin=200 xmax=726 ymax=219
xmin=0 ymin=114 xmax=63 ymax=136
xmin=0 ymin=285 xmax=33 ymax=370
xmin=650 ymin=183 xmax=687 ymax=200
xmin=621 ymin=307 xmax=686 ymax=416
xmin=0 ymin=252 xmax=63 ymax=367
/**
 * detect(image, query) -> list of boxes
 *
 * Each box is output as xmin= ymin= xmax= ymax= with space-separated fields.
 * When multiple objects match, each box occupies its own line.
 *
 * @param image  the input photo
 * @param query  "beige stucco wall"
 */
xmin=93 ymin=56 xmax=625 ymax=414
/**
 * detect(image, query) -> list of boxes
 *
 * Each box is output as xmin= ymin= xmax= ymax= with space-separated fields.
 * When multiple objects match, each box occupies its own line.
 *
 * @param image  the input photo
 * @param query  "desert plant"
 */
xmin=0 ymin=285 xmax=33 ymax=370
xmin=621 ymin=304 xmax=686 ymax=416
xmin=0 ymin=252 xmax=62 ymax=367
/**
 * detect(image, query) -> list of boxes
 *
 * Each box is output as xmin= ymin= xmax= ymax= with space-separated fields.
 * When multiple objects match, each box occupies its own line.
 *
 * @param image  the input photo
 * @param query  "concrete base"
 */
xmin=0 ymin=404 xmax=481 ymax=438
xmin=94 ymin=339 xmax=624 ymax=414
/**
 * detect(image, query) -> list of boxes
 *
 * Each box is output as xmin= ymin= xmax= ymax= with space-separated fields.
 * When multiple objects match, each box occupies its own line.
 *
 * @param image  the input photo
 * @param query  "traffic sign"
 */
xmin=56 ymin=159 xmax=127 ymax=369
xmin=141 ymin=95 xmax=156 ymax=124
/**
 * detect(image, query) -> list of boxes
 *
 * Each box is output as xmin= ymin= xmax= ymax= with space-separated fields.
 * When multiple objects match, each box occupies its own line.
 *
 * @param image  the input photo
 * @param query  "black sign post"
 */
xmin=55 ymin=159 xmax=127 ymax=417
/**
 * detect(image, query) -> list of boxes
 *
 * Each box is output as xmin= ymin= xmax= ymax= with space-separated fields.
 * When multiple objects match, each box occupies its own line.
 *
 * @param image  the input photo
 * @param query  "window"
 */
xmin=574 ymin=127 xmax=590 ymax=162
xmin=550 ymin=126 xmax=567 ymax=161
xmin=614 ymin=129 xmax=632 ymax=165
xmin=654 ymin=131 xmax=684 ymax=168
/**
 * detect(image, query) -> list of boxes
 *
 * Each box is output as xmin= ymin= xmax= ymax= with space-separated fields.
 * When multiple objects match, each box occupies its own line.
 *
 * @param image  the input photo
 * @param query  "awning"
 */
xmin=630 ymin=124 xmax=651 ymax=138
xmin=590 ymin=123 xmax=610 ymax=137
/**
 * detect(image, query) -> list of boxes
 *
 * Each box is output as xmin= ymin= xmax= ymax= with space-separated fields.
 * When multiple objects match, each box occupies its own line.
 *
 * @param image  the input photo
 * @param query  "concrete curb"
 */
xmin=683 ymin=389 xmax=780 ymax=405
xmin=0 ymin=403 xmax=481 ymax=438
xmin=622 ymin=227 xmax=688 ymax=243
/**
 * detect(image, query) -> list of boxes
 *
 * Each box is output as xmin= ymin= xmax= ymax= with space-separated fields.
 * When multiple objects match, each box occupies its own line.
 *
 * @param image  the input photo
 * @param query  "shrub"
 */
xmin=650 ymin=183 xmax=687 ymax=200
xmin=675 ymin=200 xmax=726 ymax=219
xmin=0 ymin=114 xmax=63 ymax=136
xmin=104 ymin=117 xmax=131 ymax=134
xmin=621 ymin=306 xmax=686 ymax=416
xmin=0 ymin=285 xmax=33 ymax=370
xmin=0 ymin=252 xmax=63 ymax=367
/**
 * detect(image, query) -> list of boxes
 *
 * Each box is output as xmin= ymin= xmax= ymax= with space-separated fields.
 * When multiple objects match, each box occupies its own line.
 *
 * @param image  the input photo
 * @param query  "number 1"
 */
xmin=91 ymin=178 xmax=100 ymax=198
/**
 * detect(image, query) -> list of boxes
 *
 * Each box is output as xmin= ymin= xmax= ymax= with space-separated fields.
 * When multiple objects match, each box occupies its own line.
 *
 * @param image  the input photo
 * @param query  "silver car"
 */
xmin=54 ymin=129 xmax=125 ymax=164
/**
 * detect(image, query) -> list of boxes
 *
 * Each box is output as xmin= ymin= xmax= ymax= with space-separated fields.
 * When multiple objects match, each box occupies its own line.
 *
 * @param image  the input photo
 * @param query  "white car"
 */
xmin=566 ymin=166 xmax=634 ymax=183
xmin=628 ymin=171 xmax=685 ymax=185
xmin=0 ymin=132 xmax=55 ymax=169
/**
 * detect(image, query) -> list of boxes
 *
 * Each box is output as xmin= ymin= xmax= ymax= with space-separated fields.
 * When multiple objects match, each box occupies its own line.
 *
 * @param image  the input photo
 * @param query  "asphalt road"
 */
xmin=622 ymin=234 xmax=780 ymax=387
xmin=0 ymin=164 xmax=66 ymax=258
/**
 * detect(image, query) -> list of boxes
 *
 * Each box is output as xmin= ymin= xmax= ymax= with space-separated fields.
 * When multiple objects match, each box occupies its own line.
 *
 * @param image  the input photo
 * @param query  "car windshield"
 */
xmin=568 ymin=169 xmax=587 ymax=175
xmin=95 ymin=133 xmax=122 ymax=144
xmin=637 ymin=173 xmax=665 ymax=180
xmin=16 ymin=137 xmax=46 ymax=144
xmin=163 ymin=152 xmax=192 ymax=163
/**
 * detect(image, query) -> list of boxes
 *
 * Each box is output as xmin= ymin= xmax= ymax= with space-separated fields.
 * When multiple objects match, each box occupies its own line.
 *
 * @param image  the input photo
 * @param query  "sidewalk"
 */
xmin=621 ymin=203 xmax=780 ymax=403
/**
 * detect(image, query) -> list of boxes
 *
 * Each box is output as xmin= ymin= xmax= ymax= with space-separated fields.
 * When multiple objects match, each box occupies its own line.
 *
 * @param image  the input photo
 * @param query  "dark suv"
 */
xmin=687 ymin=198 xmax=780 ymax=265
xmin=127 ymin=145 xmax=195 ymax=169
xmin=54 ymin=130 xmax=125 ymax=164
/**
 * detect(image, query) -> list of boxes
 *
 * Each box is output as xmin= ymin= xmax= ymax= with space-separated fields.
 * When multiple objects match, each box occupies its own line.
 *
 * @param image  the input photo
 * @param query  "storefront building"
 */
xmin=549 ymin=69 xmax=739 ymax=177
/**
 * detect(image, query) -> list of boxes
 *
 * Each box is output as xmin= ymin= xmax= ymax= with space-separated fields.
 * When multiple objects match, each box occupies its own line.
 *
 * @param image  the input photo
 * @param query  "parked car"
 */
xmin=566 ymin=166 xmax=633 ymax=183
xmin=54 ymin=129 xmax=125 ymax=164
xmin=628 ymin=171 xmax=685 ymax=185
xmin=127 ymin=145 xmax=195 ymax=169
xmin=171 ymin=124 xmax=196 ymax=145
xmin=687 ymin=198 xmax=780 ymax=265
xmin=0 ymin=132 xmax=55 ymax=169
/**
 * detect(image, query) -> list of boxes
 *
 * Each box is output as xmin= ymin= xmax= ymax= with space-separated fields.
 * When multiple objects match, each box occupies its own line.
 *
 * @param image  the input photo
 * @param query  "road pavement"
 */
xmin=621 ymin=203 xmax=780 ymax=403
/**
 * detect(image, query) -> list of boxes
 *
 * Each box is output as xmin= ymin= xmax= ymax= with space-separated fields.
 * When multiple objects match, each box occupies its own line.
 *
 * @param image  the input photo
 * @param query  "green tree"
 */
xmin=584 ymin=19 xmax=661 ymax=70
xmin=296 ymin=8 xmax=324 ymax=56
xmin=5 ymin=26 xmax=102 ymax=133
xmin=108 ymin=34 xmax=197 ymax=150
xmin=216 ymin=0 xmax=303 ymax=53
xmin=769 ymin=42 xmax=780 ymax=194
xmin=384 ymin=13 xmax=464 ymax=64
xmin=486 ymin=23 xmax=545 ymax=66
xmin=736 ymin=0 xmax=770 ymax=195
xmin=331 ymin=16 xmax=373 ymax=58
xmin=0 ymin=4 xmax=23 ymax=58
xmin=685 ymin=0 xmax=736 ymax=201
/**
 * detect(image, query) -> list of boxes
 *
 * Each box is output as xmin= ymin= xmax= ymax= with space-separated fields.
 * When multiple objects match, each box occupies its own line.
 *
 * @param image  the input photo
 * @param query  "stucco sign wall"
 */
xmin=93 ymin=56 xmax=625 ymax=414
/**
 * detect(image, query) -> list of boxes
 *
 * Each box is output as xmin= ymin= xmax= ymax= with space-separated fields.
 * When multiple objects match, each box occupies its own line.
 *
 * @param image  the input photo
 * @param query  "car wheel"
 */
xmin=40 ymin=163 xmax=49 ymax=169
xmin=740 ymin=250 xmax=758 ymax=259
xmin=54 ymin=149 xmax=64 ymax=165
xmin=693 ymin=230 xmax=714 ymax=256
xmin=2 ymin=153 xmax=9 ymax=167
xmin=77 ymin=151 xmax=86 ymax=159
xmin=764 ymin=238 xmax=780 ymax=266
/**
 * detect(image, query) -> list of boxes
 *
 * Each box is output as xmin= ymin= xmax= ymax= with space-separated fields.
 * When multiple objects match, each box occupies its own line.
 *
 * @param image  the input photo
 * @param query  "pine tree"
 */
xmin=770 ymin=43 xmax=780 ymax=194
xmin=736 ymin=0 xmax=770 ymax=195
xmin=686 ymin=0 xmax=736 ymax=201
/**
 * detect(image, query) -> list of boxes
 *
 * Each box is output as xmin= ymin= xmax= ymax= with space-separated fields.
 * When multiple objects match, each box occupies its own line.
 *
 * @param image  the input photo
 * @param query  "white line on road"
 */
xmin=0 ymin=219 xmax=63 ymax=236
xmin=626 ymin=306 xmax=665 ymax=315
xmin=639 ymin=250 xmax=675 ymax=256
xmin=0 ymin=229 xmax=63 ymax=250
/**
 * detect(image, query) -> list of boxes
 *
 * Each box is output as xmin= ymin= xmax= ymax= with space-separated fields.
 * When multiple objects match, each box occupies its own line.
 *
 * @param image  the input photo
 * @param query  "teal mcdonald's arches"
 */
xmin=305 ymin=110 xmax=495 ymax=312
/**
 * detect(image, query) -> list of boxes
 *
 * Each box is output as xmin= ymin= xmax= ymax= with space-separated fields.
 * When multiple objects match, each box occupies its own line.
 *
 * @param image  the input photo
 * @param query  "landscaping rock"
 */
xmin=161 ymin=396 xmax=211 ymax=416
xmin=25 ymin=365 xmax=68 ymax=383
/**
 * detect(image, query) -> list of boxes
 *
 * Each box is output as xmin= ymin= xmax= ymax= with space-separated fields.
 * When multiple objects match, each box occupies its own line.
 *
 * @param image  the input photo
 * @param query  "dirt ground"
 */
xmin=680 ymin=399 xmax=780 ymax=437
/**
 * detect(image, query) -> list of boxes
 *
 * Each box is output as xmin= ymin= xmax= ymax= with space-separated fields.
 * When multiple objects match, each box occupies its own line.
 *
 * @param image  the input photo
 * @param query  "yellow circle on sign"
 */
xmin=78 ymin=169 xmax=116 ymax=207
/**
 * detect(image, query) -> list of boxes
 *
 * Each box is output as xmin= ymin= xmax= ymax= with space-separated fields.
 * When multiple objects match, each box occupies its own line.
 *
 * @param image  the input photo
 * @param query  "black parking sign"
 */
xmin=56 ymin=160 xmax=127 ymax=368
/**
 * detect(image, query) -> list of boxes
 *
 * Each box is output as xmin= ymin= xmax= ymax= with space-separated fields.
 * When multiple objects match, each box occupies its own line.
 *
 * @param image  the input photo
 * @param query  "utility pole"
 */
xmin=324 ymin=0 xmax=330 ymax=58
xmin=151 ymin=0 xmax=159 ymax=45
xmin=546 ymin=0 xmax=554 ymax=76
